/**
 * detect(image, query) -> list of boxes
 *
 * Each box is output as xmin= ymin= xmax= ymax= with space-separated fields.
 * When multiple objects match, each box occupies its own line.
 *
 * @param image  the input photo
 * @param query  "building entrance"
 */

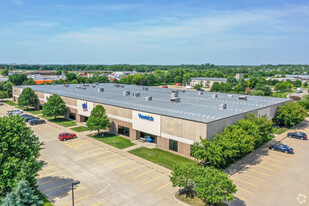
xmin=140 ymin=132 xmax=157 ymax=143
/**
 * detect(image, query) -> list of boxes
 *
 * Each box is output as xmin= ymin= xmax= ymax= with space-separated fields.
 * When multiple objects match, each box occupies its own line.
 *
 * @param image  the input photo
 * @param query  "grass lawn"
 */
xmin=274 ymin=127 xmax=288 ymax=135
xmin=88 ymin=133 xmax=135 ymax=149
xmin=26 ymin=109 xmax=43 ymax=115
xmin=271 ymin=91 xmax=291 ymax=98
xmin=129 ymin=147 xmax=197 ymax=170
xmin=71 ymin=126 xmax=90 ymax=132
xmin=40 ymin=116 xmax=77 ymax=127
xmin=5 ymin=101 xmax=18 ymax=106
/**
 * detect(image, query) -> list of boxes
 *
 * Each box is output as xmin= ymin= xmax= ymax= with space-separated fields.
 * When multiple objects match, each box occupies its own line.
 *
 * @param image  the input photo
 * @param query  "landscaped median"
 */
xmin=39 ymin=116 xmax=77 ymax=127
xmin=87 ymin=132 xmax=135 ymax=149
xmin=70 ymin=126 xmax=90 ymax=132
xmin=128 ymin=147 xmax=197 ymax=170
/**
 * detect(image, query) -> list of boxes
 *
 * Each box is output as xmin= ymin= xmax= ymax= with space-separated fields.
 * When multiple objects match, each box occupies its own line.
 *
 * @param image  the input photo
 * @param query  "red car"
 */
xmin=58 ymin=133 xmax=77 ymax=141
xmin=162 ymin=85 xmax=168 ymax=88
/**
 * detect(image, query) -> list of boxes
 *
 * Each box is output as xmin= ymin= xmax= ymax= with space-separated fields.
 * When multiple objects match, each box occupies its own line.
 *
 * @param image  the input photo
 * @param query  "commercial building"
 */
xmin=13 ymin=84 xmax=289 ymax=157
xmin=190 ymin=74 xmax=248 ymax=88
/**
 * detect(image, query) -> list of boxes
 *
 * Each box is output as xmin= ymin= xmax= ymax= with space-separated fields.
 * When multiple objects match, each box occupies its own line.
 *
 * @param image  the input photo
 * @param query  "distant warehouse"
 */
xmin=12 ymin=84 xmax=289 ymax=157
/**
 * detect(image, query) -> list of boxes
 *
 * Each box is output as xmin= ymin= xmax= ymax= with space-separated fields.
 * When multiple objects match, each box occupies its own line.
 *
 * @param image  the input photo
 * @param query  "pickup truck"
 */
xmin=7 ymin=109 xmax=24 ymax=115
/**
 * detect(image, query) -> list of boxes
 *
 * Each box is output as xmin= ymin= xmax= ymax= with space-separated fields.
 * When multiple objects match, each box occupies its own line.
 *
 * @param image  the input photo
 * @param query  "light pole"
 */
xmin=72 ymin=180 xmax=80 ymax=206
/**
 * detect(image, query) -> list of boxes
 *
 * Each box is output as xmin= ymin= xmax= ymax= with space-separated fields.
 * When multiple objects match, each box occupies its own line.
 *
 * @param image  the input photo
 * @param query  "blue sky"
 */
xmin=0 ymin=0 xmax=309 ymax=65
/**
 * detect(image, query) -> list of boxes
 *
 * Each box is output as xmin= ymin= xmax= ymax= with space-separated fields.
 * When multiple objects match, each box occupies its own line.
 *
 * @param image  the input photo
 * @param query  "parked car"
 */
xmin=7 ymin=109 xmax=23 ymax=115
xmin=162 ymin=85 xmax=168 ymax=88
xmin=58 ymin=133 xmax=77 ymax=141
xmin=21 ymin=114 xmax=39 ymax=122
xmin=287 ymin=132 xmax=308 ymax=140
xmin=269 ymin=144 xmax=294 ymax=154
xmin=29 ymin=119 xmax=45 ymax=125
xmin=0 ymin=102 xmax=4 ymax=106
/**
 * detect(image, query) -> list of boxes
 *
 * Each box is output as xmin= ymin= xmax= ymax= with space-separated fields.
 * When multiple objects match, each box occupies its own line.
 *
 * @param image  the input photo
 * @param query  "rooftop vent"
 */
xmin=171 ymin=92 xmax=178 ymax=98
xmin=123 ymin=91 xmax=130 ymax=96
xmin=172 ymin=90 xmax=179 ymax=94
xmin=97 ymin=88 xmax=104 ymax=92
xmin=145 ymin=96 xmax=152 ymax=101
xmin=170 ymin=97 xmax=180 ymax=103
xmin=198 ymin=91 xmax=203 ymax=95
xmin=76 ymin=86 xmax=81 ymax=89
xmin=238 ymin=96 xmax=247 ymax=101
xmin=91 ymin=85 xmax=96 ymax=88
xmin=227 ymin=94 xmax=233 ymax=98
xmin=83 ymin=84 xmax=89 ymax=87
xmin=133 ymin=92 xmax=140 ymax=97
xmin=180 ymin=90 xmax=185 ymax=93
xmin=143 ymin=87 xmax=148 ymax=91
xmin=219 ymin=103 xmax=227 ymax=109
xmin=95 ymin=82 xmax=99 ymax=85
xmin=81 ymin=87 xmax=86 ymax=90
xmin=212 ymin=94 xmax=218 ymax=98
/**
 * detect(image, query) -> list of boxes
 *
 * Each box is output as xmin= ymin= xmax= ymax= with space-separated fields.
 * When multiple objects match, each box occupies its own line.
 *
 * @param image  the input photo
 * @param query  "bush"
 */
xmin=275 ymin=102 xmax=307 ymax=127
xmin=289 ymin=95 xmax=302 ymax=101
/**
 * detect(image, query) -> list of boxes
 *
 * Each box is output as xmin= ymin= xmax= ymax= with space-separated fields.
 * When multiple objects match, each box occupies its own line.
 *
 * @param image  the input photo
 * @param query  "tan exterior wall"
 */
xmin=94 ymin=103 xmax=132 ymax=119
xmin=157 ymin=136 xmax=169 ymax=150
xmin=36 ymin=92 xmax=45 ymax=99
xmin=12 ymin=86 xmax=22 ymax=97
xmin=62 ymin=96 xmax=77 ymax=106
xmin=178 ymin=142 xmax=191 ymax=157
xmin=161 ymin=116 xmax=206 ymax=142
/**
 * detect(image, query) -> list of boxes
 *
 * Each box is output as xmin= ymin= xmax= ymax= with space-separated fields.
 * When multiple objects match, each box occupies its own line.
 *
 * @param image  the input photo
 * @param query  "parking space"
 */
xmin=230 ymin=134 xmax=309 ymax=206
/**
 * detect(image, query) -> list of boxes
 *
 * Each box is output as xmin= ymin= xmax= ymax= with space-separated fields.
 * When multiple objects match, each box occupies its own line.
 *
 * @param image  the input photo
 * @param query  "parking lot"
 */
xmin=230 ymin=131 xmax=309 ymax=206
xmin=0 ymin=104 xmax=181 ymax=206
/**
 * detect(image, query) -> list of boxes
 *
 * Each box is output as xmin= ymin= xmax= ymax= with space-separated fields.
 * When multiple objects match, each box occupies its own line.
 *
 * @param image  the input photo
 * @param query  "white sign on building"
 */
xmin=77 ymin=100 xmax=94 ymax=117
xmin=132 ymin=111 xmax=161 ymax=136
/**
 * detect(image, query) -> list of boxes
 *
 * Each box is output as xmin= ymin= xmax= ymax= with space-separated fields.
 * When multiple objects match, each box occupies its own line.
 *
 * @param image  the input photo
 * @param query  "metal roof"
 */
xmin=17 ymin=83 xmax=289 ymax=123
xmin=191 ymin=77 xmax=227 ymax=81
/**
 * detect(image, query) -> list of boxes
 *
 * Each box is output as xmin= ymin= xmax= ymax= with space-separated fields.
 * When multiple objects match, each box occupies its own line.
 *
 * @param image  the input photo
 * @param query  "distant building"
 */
xmin=235 ymin=73 xmax=244 ymax=80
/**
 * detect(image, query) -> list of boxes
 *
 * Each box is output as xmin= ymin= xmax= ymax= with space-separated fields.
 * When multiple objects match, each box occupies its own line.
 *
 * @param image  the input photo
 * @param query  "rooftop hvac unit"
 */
xmin=145 ymin=96 xmax=152 ymax=101
xmin=95 ymin=82 xmax=99 ymax=85
xmin=170 ymin=97 xmax=180 ymax=103
xmin=76 ymin=86 xmax=81 ymax=89
xmin=83 ymin=84 xmax=89 ymax=87
xmin=81 ymin=87 xmax=86 ymax=90
xmin=198 ymin=91 xmax=203 ymax=95
xmin=120 ymin=85 xmax=124 ymax=88
xmin=123 ymin=91 xmax=130 ymax=96
xmin=63 ymin=84 xmax=69 ymax=87
xmin=180 ymin=90 xmax=185 ymax=93
xmin=91 ymin=85 xmax=96 ymax=88
xmin=227 ymin=94 xmax=233 ymax=98
xmin=97 ymin=88 xmax=104 ymax=92
xmin=171 ymin=92 xmax=178 ymax=98
xmin=238 ymin=96 xmax=247 ymax=101
xmin=143 ymin=87 xmax=148 ymax=91
xmin=133 ymin=92 xmax=140 ymax=97
xmin=219 ymin=103 xmax=227 ymax=109
xmin=212 ymin=94 xmax=218 ymax=98
xmin=172 ymin=90 xmax=179 ymax=94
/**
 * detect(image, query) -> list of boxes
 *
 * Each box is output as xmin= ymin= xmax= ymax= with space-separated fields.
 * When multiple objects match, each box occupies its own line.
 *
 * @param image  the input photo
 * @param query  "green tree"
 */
xmin=2 ymin=69 xmax=9 ymax=76
xmin=18 ymin=87 xmax=37 ymax=109
xmin=8 ymin=73 xmax=28 ymax=85
xmin=71 ymin=79 xmax=78 ymax=84
xmin=55 ymin=70 xmax=62 ymax=75
xmin=294 ymin=79 xmax=302 ymax=88
xmin=170 ymin=164 xmax=198 ymax=193
xmin=303 ymin=82 xmax=308 ymax=88
xmin=194 ymin=167 xmax=236 ymax=205
xmin=86 ymin=105 xmax=111 ymax=134
xmin=275 ymin=102 xmax=307 ymax=127
xmin=0 ymin=115 xmax=44 ymax=197
xmin=193 ymin=84 xmax=201 ymax=90
xmin=22 ymin=78 xmax=37 ymax=85
xmin=42 ymin=94 xmax=66 ymax=119
xmin=210 ymin=82 xmax=220 ymax=92
xmin=1 ymin=180 xmax=43 ymax=206
xmin=3 ymin=81 xmax=14 ymax=97
xmin=0 ymin=91 xmax=8 ymax=99
xmin=227 ymin=76 xmax=237 ymax=87
xmin=65 ymin=72 xmax=77 ymax=82
xmin=174 ymin=75 xmax=183 ymax=84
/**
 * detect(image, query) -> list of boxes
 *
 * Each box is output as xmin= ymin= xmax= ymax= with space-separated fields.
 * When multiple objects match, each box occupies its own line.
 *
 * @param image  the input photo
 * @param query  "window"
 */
xmin=118 ymin=125 xmax=130 ymax=137
xmin=169 ymin=139 xmax=178 ymax=152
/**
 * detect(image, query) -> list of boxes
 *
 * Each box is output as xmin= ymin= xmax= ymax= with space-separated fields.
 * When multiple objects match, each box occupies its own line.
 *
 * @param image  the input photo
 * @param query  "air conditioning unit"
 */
xmin=227 ymin=94 xmax=233 ymax=98
xmin=123 ymin=91 xmax=130 ymax=96
xmin=198 ymin=91 xmax=203 ymax=95
xmin=97 ymin=88 xmax=104 ymax=92
xmin=63 ymin=84 xmax=69 ymax=87
xmin=83 ymin=84 xmax=89 ymax=87
xmin=219 ymin=103 xmax=227 ymax=109
xmin=180 ymin=90 xmax=185 ymax=93
xmin=212 ymin=94 xmax=218 ymax=98
xmin=81 ymin=87 xmax=86 ymax=90
xmin=238 ymin=96 xmax=247 ymax=101
xmin=95 ymin=82 xmax=99 ymax=85
xmin=76 ymin=86 xmax=81 ymax=89
xmin=91 ymin=85 xmax=96 ymax=88
xmin=171 ymin=92 xmax=178 ymax=98
xmin=145 ymin=96 xmax=152 ymax=101
xmin=143 ymin=87 xmax=148 ymax=91
xmin=133 ymin=92 xmax=140 ymax=97
xmin=172 ymin=90 xmax=179 ymax=94
xmin=170 ymin=97 xmax=180 ymax=103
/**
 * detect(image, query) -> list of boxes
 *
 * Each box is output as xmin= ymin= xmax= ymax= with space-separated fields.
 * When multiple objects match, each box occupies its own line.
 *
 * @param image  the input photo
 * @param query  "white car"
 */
xmin=7 ymin=109 xmax=23 ymax=115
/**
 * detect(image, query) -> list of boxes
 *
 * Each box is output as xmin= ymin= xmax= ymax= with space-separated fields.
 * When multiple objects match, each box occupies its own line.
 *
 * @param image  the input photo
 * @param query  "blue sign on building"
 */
xmin=82 ymin=102 xmax=88 ymax=111
xmin=138 ymin=113 xmax=154 ymax=121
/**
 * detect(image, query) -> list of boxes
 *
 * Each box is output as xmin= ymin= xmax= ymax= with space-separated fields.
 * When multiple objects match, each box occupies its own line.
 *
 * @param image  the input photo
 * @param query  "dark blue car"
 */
xmin=21 ymin=114 xmax=39 ymax=122
xmin=287 ymin=132 xmax=307 ymax=140
xmin=269 ymin=144 xmax=294 ymax=154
